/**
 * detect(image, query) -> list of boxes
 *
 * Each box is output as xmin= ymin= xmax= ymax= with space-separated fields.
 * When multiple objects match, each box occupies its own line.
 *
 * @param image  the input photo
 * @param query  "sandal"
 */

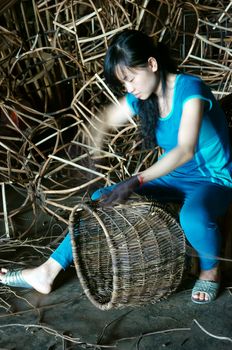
xmin=191 ymin=279 xmax=220 ymax=304
xmin=0 ymin=269 xmax=32 ymax=289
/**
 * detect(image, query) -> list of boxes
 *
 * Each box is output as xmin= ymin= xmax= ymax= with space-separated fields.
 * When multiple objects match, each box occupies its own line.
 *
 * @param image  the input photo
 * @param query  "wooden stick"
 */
xmin=48 ymin=154 xmax=105 ymax=178
xmin=1 ymin=183 xmax=10 ymax=239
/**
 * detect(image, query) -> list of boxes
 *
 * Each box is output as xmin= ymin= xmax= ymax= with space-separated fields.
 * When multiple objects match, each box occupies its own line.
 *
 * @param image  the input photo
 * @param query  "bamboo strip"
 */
xmin=72 ymin=141 xmax=126 ymax=160
xmin=1 ymin=183 xmax=10 ymax=238
xmin=195 ymin=33 xmax=232 ymax=56
xmin=198 ymin=18 xmax=232 ymax=33
xmin=188 ymin=54 xmax=231 ymax=70
xmin=0 ymin=0 xmax=231 ymax=238
xmin=48 ymin=154 xmax=105 ymax=178
xmin=42 ymin=176 xmax=102 ymax=194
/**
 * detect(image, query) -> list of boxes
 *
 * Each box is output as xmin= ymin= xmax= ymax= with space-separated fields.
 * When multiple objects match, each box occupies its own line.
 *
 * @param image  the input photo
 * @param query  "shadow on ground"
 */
xmin=0 ymin=187 xmax=232 ymax=349
xmin=0 ymin=266 xmax=232 ymax=350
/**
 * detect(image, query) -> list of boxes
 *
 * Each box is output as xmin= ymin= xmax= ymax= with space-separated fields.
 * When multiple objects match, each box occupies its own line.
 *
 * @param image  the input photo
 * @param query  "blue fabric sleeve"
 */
xmin=181 ymin=75 xmax=212 ymax=112
xmin=125 ymin=93 xmax=139 ymax=115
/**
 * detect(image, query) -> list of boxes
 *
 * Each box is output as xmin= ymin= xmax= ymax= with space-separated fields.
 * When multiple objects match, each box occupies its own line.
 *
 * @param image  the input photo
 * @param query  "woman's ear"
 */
xmin=148 ymin=57 xmax=158 ymax=72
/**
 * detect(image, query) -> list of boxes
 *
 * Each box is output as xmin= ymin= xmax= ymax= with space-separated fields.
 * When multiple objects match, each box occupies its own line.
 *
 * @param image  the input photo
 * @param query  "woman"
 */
xmin=1 ymin=30 xmax=232 ymax=304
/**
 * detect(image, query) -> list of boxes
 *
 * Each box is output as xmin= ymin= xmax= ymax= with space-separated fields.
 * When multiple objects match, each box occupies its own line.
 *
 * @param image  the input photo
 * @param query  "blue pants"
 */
xmin=51 ymin=175 xmax=232 ymax=271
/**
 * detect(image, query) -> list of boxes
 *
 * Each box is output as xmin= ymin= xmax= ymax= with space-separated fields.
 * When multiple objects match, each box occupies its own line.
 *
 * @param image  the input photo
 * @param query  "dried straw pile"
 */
xmin=69 ymin=201 xmax=186 ymax=309
xmin=0 ymin=0 xmax=231 ymax=237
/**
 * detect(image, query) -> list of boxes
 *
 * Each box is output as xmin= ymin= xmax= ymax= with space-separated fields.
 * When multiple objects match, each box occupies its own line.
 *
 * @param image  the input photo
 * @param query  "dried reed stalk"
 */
xmin=0 ymin=0 xmax=231 ymax=238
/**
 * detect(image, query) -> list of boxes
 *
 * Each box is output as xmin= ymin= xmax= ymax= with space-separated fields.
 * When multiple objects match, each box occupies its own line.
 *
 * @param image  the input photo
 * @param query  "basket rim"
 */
xmin=69 ymin=202 xmax=120 ymax=310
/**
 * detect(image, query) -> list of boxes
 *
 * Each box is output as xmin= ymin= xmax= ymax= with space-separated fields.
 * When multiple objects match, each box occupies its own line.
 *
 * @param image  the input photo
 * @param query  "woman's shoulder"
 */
xmin=177 ymin=73 xmax=209 ymax=96
xmin=178 ymin=73 xmax=203 ymax=84
xmin=176 ymin=73 xmax=216 ymax=112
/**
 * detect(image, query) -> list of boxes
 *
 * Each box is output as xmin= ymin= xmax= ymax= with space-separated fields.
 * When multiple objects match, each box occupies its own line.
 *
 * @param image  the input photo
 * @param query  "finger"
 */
xmin=97 ymin=194 xmax=109 ymax=202
xmin=105 ymin=194 xmax=128 ymax=206
xmin=101 ymin=192 xmax=118 ymax=206
xmin=96 ymin=190 xmax=114 ymax=205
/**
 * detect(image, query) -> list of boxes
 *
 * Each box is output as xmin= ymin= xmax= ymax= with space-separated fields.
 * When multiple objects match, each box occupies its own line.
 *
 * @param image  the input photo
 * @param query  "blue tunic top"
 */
xmin=126 ymin=73 xmax=232 ymax=188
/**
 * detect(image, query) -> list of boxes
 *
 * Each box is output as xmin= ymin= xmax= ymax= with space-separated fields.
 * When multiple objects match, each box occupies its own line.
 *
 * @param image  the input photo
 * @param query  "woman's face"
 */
xmin=115 ymin=58 xmax=159 ymax=100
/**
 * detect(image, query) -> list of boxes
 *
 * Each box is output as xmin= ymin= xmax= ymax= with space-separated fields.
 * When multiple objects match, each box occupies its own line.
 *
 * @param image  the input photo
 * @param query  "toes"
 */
xmin=198 ymin=292 xmax=204 ymax=301
xmin=192 ymin=291 xmax=209 ymax=302
xmin=199 ymin=292 xmax=209 ymax=301
xmin=0 ymin=270 xmax=6 ymax=282
xmin=0 ymin=268 xmax=6 ymax=278
xmin=192 ymin=292 xmax=200 ymax=300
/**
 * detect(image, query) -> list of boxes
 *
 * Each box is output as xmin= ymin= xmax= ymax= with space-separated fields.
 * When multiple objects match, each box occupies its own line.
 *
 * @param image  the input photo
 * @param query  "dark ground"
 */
xmin=0 ymin=262 xmax=232 ymax=350
xmin=0 ymin=188 xmax=232 ymax=350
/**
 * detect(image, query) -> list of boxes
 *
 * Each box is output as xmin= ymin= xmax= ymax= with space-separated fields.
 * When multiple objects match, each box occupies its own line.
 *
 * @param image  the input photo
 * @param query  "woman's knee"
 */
xmin=179 ymin=205 xmax=210 ymax=237
xmin=179 ymin=205 xmax=220 ymax=250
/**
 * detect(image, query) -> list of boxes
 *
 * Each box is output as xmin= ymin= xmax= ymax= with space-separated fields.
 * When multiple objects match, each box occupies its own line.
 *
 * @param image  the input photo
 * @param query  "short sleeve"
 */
xmin=125 ymin=93 xmax=139 ymax=115
xmin=181 ymin=75 xmax=213 ymax=111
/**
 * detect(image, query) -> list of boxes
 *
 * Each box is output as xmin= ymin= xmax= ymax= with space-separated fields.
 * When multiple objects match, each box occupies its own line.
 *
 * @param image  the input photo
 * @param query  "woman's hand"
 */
xmin=101 ymin=175 xmax=140 ymax=206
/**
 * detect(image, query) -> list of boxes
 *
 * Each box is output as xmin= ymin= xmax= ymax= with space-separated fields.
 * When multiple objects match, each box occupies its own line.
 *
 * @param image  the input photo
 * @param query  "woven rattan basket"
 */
xmin=69 ymin=201 xmax=186 ymax=310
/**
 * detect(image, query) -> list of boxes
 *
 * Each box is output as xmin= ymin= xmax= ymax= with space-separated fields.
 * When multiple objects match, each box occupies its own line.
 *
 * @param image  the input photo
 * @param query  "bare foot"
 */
xmin=0 ymin=258 xmax=62 ymax=295
xmin=192 ymin=266 xmax=220 ymax=302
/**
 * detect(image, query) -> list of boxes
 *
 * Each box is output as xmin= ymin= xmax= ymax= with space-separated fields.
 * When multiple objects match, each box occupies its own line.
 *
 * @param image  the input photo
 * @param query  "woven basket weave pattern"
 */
xmin=69 ymin=202 xmax=185 ymax=310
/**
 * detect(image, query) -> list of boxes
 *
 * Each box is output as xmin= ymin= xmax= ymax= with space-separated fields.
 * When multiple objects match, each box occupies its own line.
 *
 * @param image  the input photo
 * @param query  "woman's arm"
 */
xmin=92 ymin=96 xmax=136 ymax=151
xmin=100 ymin=97 xmax=204 ymax=206
xmin=138 ymin=98 xmax=204 ymax=183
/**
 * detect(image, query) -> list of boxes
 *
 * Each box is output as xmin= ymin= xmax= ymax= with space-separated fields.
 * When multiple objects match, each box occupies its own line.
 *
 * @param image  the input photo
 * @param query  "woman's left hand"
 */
xmin=101 ymin=176 xmax=140 ymax=206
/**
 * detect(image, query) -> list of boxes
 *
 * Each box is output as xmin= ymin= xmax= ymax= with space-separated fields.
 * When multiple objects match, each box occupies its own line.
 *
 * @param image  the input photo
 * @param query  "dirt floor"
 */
xmin=0 ymin=188 xmax=232 ymax=349
xmin=0 ymin=262 xmax=232 ymax=350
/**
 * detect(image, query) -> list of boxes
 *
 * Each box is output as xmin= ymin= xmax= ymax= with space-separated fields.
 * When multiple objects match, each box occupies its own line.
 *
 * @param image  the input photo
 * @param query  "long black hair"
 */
xmin=104 ymin=29 xmax=177 ymax=149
